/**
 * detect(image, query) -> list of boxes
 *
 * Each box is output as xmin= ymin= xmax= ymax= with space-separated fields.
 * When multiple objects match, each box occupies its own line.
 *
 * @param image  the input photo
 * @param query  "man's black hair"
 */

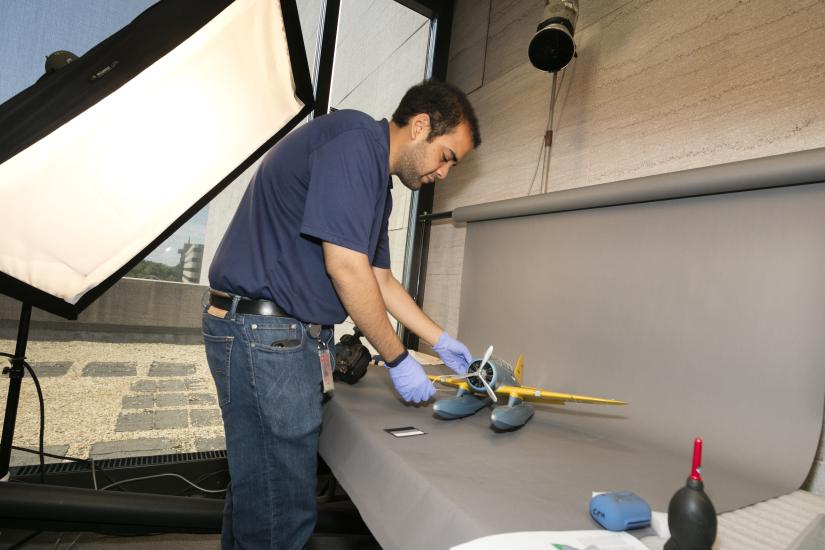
xmin=392 ymin=80 xmax=481 ymax=148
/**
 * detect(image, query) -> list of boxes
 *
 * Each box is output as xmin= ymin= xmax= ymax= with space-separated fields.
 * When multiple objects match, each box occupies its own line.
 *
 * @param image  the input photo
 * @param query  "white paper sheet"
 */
xmin=452 ymin=530 xmax=649 ymax=550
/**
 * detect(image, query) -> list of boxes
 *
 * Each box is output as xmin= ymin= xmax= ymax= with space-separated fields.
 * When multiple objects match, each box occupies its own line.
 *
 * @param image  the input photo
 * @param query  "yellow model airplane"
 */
xmin=429 ymin=346 xmax=626 ymax=431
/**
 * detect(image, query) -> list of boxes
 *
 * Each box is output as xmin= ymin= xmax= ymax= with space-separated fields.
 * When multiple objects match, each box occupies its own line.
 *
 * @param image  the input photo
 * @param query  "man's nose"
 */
xmin=436 ymin=164 xmax=451 ymax=180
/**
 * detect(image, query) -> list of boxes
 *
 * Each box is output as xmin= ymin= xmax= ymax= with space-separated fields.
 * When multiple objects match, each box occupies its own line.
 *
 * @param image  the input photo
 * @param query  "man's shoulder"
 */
xmin=314 ymin=110 xmax=386 ymax=144
xmin=326 ymin=109 xmax=378 ymax=128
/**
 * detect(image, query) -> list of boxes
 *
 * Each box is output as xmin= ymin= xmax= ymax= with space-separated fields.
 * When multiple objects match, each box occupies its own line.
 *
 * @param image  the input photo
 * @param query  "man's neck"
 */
xmin=387 ymin=120 xmax=406 ymax=175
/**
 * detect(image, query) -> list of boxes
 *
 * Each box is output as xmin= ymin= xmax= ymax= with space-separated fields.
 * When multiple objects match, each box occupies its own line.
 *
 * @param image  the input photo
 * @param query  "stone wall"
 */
xmin=0 ymin=278 xmax=206 ymax=343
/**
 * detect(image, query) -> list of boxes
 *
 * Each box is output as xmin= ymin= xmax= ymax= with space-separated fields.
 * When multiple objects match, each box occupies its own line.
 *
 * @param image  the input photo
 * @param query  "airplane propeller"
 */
xmin=476 ymin=345 xmax=497 ymax=403
xmin=433 ymin=345 xmax=498 ymax=403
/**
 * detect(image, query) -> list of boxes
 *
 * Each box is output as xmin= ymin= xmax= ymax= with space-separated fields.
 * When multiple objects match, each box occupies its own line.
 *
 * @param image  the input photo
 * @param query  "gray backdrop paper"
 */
xmin=320 ymin=161 xmax=825 ymax=549
xmin=458 ymin=181 xmax=825 ymax=500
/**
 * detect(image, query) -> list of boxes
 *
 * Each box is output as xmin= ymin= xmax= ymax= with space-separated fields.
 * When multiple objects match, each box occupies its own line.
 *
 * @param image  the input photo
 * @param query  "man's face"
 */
xmin=395 ymin=119 xmax=474 ymax=191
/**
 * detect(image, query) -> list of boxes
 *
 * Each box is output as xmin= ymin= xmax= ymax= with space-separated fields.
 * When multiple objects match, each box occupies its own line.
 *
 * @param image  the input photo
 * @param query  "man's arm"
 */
xmin=322 ymin=242 xmax=405 ymax=361
xmin=372 ymin=267 xmax=442 ymax=346
xmin=372 ymin=266 xmax=473 ymax=375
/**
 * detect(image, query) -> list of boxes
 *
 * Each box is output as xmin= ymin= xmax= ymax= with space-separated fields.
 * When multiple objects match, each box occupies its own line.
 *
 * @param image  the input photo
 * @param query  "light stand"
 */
xmin=0 ymin=302 xmax=31 ymax=480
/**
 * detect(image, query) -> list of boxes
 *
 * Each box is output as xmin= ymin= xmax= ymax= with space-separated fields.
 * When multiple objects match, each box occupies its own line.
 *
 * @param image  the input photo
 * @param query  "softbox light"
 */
xmin=0 ymin=0 xmax=314 ymax=319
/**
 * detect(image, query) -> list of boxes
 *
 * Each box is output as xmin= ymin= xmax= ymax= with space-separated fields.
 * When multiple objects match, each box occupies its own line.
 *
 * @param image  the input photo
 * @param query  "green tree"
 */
xmin=127 ymin=260 xmax=182 ymax=282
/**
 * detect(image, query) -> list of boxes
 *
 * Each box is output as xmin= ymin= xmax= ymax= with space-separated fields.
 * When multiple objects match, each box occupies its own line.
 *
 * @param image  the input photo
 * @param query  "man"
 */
xmin=203 ymin=80 xmax=481 ymax=549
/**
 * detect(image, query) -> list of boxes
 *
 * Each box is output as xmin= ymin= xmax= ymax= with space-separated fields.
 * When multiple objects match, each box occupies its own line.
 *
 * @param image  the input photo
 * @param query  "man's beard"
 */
xmin=394 ymin=142 xmax=427 ymax=191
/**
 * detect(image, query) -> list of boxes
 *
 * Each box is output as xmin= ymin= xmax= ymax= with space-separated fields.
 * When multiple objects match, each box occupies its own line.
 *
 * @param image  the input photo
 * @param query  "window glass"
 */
xmin=330 ymin=0 xmax=432 ymax=335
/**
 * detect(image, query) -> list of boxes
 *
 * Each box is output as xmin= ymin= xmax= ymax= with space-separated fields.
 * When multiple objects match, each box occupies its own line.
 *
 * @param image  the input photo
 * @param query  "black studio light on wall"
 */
xmin=524 ymin=0 xmax=579 ymax=195
xmin=529 ymin=0 xmax=578 ymax=73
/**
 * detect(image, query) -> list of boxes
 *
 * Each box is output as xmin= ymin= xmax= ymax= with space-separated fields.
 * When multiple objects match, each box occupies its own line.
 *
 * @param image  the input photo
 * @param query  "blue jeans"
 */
xmin=202 ymin=297 xmax=332 ymax=549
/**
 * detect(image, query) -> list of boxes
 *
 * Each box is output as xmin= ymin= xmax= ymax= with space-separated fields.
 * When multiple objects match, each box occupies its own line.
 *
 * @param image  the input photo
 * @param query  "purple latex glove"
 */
xmin=386 ymin=353 xmax=436 ymax=403
xmin=432 ymin=332 xmax=472 ymax=374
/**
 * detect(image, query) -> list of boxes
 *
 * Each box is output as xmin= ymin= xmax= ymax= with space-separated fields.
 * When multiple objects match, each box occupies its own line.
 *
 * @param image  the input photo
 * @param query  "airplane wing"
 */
xmin=499 ymin=384 xmax=627 ymax=406
xmin=428 ymin=375 xmax=471 ymax=393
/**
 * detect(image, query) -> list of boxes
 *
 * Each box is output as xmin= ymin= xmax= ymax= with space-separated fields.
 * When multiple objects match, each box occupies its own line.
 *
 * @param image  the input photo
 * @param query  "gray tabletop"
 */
xmin=318 ymin=365 xmax=770 ymax=550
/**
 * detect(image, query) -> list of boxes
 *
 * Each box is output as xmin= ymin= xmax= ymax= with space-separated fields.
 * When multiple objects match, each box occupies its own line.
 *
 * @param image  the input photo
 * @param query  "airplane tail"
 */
xmin=514 ymin=355 xmax=524 ymax=385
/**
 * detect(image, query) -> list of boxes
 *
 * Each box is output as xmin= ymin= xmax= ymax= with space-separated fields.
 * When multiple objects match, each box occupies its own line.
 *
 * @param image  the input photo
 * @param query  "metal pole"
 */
xmin=542 ymin=70 xmax=559 ymax=194
xmin=0 ymin=302 xmax=32 ymax=480
xmin=417 ymin=210 xmax=453 ymax=222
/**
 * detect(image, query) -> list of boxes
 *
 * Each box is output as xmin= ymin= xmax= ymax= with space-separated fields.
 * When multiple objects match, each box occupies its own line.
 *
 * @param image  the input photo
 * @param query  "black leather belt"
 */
xmin=209 ymin=292 xmax=289 ymax=317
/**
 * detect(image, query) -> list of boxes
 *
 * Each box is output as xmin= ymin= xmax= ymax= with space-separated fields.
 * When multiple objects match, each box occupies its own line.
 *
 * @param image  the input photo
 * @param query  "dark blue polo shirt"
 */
xmin=208 ymin=110 xmax=392 ymax=325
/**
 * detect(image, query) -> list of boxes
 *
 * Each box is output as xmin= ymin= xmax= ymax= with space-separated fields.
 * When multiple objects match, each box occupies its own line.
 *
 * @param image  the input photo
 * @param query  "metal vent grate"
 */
xmin=11 ymin=450 xmax=227 ymax=477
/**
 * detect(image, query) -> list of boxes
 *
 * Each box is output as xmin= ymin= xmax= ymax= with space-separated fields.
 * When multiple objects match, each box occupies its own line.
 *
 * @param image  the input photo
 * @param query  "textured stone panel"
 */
xmin=122 ymin=395 xmax=154 ymax=409
xmin=115 ymin=412 xmax=153 ymax=432
xmin=154 ymin=410 xmax=188 ymax=430
xmin=157 ymin=379 xmax=187 ymax=392
xmin=190 ymin=409 xmax=221 ymax=427
xmin=196 ymin=436 xmax=227 ymax=452
xmin=130 ymin=380 xmax=157 ymax=392
xmin=30 ymin=361 xmax=72 ymax=377
xmin=421 ymin=272 xmax=462 ymax=340
xmin=185 ymin=378 xmax=209 ymax=391
xmin=83 ymin=362 xmax=137 ymax=377
xmin=188 ymin=393 xmax=217 ymax=406
xmin=485 ymin=0 xmax=552 ymax=85
xmin=148 ymin=361 xmax=196 ymax=377
xmin=420 ymin=224 xmax=467 ymax=341
xmin=556 ymin=0 xmax=825 ymax=187
xmin=90 ymin=438 xmax=174 ymax=459
xmin=156 ymin=393 xmax=188 ymax=408
xmin=422 ymin=222 xmax=466 ymax=278
xmin=10 ymin=445 xmax=69 ymax=466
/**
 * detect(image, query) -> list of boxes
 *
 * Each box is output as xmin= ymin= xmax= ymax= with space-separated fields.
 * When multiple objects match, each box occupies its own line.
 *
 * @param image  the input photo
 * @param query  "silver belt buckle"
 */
xmin=307 ymin=323 xmax=322 ymax=338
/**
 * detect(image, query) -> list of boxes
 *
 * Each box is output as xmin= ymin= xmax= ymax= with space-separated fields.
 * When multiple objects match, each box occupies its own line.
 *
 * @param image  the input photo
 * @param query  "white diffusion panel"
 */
xmin=0 ymin=0 xmax=303 ymax=304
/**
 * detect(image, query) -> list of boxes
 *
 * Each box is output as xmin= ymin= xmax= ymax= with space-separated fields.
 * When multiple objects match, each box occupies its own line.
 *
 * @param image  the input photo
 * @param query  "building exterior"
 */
xmin=178 ymin=240 xmax=204 ymax=284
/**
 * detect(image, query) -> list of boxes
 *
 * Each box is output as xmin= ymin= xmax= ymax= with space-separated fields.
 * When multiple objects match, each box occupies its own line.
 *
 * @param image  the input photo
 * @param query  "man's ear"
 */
xmin=409 ymin=113 xmax=431 ymax=141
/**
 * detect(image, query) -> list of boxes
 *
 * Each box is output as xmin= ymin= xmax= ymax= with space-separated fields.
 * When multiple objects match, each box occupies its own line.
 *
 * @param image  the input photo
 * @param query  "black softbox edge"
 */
xmin=0 ymin=0 xmax=315 ymax=320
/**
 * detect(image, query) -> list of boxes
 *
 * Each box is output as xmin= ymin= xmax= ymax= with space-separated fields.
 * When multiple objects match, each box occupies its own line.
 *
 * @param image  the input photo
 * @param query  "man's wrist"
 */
xmin=385 ymin=349 xmax=409 ymax=368
xmin=433 ymin=331 xmax=449 ymax=350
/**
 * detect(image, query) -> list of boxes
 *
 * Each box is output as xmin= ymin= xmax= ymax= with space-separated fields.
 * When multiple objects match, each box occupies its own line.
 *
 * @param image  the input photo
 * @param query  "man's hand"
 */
xmin=432 ymin=332 xmax=473 ymax=374
xmin=386 ymin=354 xmax=436 ymax=403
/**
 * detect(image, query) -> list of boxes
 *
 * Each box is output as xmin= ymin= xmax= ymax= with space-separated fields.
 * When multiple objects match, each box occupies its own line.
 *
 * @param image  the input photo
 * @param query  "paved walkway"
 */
xmin=1 ymin=340 xmax=225 ymax=466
